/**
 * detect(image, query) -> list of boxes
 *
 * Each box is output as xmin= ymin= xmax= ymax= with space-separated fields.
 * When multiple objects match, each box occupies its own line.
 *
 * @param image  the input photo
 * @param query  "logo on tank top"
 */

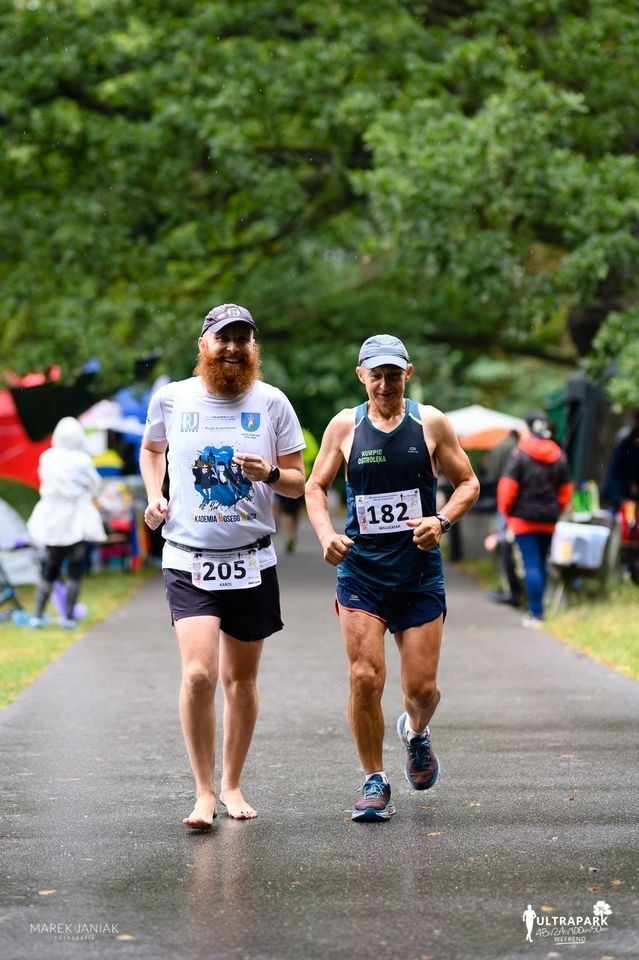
xmin=357 ymin=448 xmax=387 ymax=465
xmin=241 ymin=412 xmax=260 ymax=432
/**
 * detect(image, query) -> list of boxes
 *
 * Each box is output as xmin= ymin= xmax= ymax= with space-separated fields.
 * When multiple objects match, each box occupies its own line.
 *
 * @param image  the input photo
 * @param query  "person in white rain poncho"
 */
xmin=27 ymin=416 xmax=106 ymax=629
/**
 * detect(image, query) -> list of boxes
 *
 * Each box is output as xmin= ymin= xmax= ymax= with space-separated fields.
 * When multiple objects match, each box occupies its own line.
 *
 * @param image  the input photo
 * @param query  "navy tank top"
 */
xmin=338 ymin=399 xmax=444 ymax=591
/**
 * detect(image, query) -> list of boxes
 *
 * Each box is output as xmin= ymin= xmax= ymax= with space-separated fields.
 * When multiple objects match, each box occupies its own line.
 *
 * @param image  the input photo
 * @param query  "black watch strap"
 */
xmin=265 ymin=464 xmax=280 ymax=485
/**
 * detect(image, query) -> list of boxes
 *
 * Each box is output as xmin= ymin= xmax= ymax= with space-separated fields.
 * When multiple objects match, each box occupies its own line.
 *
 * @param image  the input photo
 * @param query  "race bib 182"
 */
xmin=355 ymin=488 xmax=422 ymax=535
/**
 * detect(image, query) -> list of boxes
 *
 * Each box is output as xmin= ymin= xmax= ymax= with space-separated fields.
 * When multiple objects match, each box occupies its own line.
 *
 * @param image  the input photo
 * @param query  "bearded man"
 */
xmin=141 ymin=303 xmax=305 ymax=829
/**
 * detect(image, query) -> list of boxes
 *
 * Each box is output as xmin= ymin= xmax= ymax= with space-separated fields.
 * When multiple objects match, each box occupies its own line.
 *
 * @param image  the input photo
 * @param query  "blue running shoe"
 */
xmin=397 ymin=712 xmax=440 ymax=790
xmin=351 ymin=774 xmax=396 ymax=822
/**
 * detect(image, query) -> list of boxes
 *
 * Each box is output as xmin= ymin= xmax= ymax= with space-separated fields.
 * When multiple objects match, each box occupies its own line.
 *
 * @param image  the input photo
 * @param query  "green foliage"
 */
xmin=1 ymin=0 xmax=638 ymax=434
xmin=585 ymin=308 xmax=639 ymax=410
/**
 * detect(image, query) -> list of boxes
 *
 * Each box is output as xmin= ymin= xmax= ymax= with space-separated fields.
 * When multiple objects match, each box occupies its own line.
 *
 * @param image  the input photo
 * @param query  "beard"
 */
xmin=194 ymin=343 xmax=261 ymax=397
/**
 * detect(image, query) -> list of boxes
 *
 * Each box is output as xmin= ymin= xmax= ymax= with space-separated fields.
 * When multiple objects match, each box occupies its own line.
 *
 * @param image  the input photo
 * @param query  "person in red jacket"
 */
xmin=497 ymin=411 xmax=573 ymax=628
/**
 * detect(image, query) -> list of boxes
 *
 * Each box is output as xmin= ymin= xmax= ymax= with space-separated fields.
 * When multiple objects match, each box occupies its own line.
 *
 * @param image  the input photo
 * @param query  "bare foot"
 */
xmin=218 ymin=787 xmax=258 ymax=820
xmin=183 ymin=792 xmax=217 ymax=830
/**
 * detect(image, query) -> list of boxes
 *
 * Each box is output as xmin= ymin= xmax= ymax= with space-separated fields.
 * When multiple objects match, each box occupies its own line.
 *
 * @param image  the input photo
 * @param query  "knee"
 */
xmin=404 ymin=678 xmax=440 ymax=711
xmin=221 ymin=672 xmax=257 ymax=704
xmin=349 ymin=658 xmax=385 ymax=700
xmin=182 ymin=664 xmax=216 ymax=698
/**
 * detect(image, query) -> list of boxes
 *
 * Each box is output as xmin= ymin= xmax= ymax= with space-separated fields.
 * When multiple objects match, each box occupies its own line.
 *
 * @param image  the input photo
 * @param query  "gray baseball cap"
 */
xmin=358 ymin=334 xmax=410 ymax=369
xmin=201 ymin=303 xmax=257 ymax=335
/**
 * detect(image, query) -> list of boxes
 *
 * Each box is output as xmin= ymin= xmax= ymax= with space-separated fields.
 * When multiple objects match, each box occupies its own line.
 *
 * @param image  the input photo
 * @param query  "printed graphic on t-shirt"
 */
xmin=191 ymin=445 xmax=253 ymax=510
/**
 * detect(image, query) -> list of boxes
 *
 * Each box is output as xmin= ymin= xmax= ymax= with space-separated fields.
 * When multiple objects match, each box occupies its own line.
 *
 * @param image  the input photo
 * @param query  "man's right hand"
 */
xmin=144 ymin=497 xmax=168 ymax=530
xmin=320 ymin=533 xmax=354 ymax=567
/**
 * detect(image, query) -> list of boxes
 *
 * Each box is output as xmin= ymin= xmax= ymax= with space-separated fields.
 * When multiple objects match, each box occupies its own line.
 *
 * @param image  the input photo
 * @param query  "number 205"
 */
xmin=202 ymin=560 xmax=246 ymax=581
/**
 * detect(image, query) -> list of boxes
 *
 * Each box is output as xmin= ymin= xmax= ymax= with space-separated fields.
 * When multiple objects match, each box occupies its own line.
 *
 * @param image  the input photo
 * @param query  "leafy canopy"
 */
xmin=1 ymin=0 xmax=638 ymax=435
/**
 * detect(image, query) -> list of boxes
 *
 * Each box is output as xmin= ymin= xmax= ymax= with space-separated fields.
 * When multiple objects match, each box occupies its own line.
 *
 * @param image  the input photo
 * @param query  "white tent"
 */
xmin=445 ymin=404 xmax=525 ymax=450
xmin=0 ymin=499 xmax=39 ymax=585
xmin=79 ymin=399 xmax=146 ymax=436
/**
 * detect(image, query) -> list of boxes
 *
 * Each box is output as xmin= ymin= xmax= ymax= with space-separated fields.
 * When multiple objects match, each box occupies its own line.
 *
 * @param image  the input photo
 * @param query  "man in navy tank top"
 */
xmin=306 ymin=335 xmax=479 ymax=822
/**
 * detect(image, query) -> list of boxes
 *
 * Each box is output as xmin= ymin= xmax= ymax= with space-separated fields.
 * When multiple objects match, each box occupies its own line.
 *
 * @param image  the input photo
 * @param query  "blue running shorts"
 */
xmin=336 ymin=576 xmax=446 ymax=633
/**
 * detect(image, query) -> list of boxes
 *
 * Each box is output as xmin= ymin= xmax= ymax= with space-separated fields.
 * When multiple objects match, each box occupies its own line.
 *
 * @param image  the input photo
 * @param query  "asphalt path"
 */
xmin=1 ymin=519 xmax=637 ymax=960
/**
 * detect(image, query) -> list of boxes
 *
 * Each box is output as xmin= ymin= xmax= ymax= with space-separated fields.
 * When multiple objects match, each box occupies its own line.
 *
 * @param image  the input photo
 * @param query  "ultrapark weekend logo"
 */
xmin=522 ymin=900 xmax=612 ymax=946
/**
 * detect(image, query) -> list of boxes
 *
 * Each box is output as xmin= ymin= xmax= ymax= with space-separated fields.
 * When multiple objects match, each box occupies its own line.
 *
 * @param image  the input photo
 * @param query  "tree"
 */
xmin=1 ymin=0 xmax=638 ymax=435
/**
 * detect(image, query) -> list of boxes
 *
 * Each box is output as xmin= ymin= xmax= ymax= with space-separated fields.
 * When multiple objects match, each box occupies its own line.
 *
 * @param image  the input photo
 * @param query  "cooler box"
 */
xmin=550 ymin=522 xmax=610 ymax=569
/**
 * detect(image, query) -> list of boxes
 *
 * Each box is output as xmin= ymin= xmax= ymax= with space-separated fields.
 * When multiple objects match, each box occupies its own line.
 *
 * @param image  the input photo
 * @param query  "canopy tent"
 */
xmin=445 ymin=404 xmax=525 ymax=450
xmin=0 ymin=390 xmax=50 ymax=488
xmin=0 ymin=497 xmax=39 ymax=585
xmin=80 ymin=379 xmax=167 ymax=473
xmin=79 ymin=399 xmax=146 ymax=436
xmin=0 ymin=392 xmax=150 ymax=489
xmin=0 ymin=391 xmax=142 ymax=488
xmin=9 ymin=367 xmax=99 ymax=441
xmin=1 ymin=360 xmax=162 ymax=487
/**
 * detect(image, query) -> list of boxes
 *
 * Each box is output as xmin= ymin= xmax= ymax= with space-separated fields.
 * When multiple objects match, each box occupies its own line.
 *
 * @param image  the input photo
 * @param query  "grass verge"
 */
xmin=0 ymin=567 xmax=157 ymax=708
xmin=545 ymin=580 xmax=639 ymax=680
xmin=458 ymin=558 xmax=639 ymax=680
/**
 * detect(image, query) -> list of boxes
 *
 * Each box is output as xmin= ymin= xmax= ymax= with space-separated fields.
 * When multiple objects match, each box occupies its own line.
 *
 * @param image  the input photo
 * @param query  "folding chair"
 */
xmin=0 ymin=558 xmax=25 ymax=623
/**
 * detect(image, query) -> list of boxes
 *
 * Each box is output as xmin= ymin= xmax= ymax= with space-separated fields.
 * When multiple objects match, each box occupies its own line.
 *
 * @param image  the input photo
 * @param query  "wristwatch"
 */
xmin=436 ymin=513 xmax=452 ymax=534
xmin=265 ymin=464 xmax=281 ymax=485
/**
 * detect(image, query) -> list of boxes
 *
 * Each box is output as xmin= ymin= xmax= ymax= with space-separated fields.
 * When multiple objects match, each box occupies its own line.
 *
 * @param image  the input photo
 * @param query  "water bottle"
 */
xmin=11 ymin=609 xmax=31 ymax=627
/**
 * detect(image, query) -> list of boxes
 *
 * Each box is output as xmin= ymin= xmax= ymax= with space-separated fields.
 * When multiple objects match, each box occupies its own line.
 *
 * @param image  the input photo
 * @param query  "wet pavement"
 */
xmin=1 ymin=519 xmax=638 ymax=960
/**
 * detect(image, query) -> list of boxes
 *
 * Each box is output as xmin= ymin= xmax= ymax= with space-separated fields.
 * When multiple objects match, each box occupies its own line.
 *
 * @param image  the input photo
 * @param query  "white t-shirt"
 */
xmin=144 ymin=377 xmax=305 ymax=573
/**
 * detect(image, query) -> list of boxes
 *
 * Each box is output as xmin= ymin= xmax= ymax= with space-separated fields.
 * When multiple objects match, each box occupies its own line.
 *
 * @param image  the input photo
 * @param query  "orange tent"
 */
xmin=445 ymin=404 xmax=525 ymax=450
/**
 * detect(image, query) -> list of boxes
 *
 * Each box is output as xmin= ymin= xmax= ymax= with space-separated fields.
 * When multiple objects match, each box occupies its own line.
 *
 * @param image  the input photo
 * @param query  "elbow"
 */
xmin=284 ymin=470 xmax=305 ymax=499
xmin=305 ymin=476 xmax=324 ymax=500
xmin=464 ymin=475 xmax=480 ymax=507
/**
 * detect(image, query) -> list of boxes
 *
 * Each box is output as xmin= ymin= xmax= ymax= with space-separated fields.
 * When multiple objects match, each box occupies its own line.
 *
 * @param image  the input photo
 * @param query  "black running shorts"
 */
xmin=162 ymin=564 xmax=283 ymax=641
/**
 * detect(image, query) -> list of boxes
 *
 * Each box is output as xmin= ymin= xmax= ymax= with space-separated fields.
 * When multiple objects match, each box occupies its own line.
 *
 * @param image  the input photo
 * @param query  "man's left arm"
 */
xmin=408 ymin=408 xmax=480 ymax=551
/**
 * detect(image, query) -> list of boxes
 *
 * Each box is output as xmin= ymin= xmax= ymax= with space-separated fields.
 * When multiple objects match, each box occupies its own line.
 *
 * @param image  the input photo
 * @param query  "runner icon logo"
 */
xmin=522 ymin=901 xmax=612 ymax=945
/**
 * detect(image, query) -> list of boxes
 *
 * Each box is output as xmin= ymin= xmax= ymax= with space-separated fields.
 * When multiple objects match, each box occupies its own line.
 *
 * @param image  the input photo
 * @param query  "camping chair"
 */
xmin=0 ymin=558 xmax=25 ymax=623
xmin=549 ymin=512 xmax=619 ymax=612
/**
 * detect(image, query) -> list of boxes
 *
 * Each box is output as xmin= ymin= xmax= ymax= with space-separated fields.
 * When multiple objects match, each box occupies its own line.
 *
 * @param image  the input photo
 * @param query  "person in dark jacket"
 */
xmin=601 ymin=411 xmax=639 ymax=510
xmin=485 ymin=428 xmax=522 ymax=607
xmin=497 ymin=411 xmax=573 ymax=628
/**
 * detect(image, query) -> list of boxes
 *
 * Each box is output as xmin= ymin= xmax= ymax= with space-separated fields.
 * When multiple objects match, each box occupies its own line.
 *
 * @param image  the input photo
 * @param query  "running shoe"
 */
xmin=397 ymin=712 xmax=440 ymax=790
xmin=521 ymin=614 xmax=543 ymax=629
xmin=351 ymin=774 xmax=395 ymax=822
